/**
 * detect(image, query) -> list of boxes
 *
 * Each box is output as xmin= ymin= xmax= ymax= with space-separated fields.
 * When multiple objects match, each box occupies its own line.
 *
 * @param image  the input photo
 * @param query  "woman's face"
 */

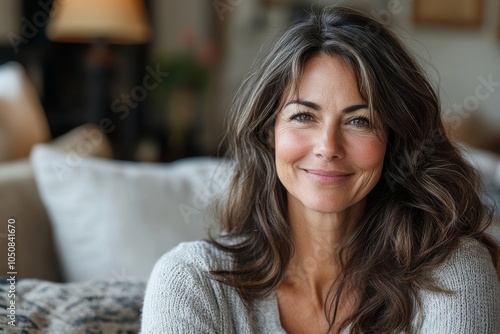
xmin=273 ymin=54 xmax=387 ymax=215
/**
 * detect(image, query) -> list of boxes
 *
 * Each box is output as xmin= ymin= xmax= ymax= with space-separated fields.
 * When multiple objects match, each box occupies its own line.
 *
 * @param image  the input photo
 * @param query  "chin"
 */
xmin=298 ymin=197 xmax=348 ymax=214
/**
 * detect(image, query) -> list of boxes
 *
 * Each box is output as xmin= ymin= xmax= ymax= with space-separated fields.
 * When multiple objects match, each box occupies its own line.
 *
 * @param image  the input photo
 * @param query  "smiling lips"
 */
xmin=303 ymin=169 xmax=354 ymax=184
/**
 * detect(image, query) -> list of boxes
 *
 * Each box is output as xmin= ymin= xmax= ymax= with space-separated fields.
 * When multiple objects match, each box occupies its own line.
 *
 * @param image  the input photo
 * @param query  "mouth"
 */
xmin=303 ymin=169 xmax=354 ymax=184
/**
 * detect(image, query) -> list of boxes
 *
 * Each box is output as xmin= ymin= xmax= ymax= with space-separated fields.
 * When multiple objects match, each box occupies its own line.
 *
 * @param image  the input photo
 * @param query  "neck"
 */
xmin=284 ymin=196 xmax=365 ymax=293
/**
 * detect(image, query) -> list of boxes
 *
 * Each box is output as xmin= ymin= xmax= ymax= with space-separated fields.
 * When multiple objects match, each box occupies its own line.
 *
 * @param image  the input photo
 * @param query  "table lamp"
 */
xmin=45 ymin=0 xmax=151 ymax=159
xmin=46 ymin=0 xmax=151 ymax=44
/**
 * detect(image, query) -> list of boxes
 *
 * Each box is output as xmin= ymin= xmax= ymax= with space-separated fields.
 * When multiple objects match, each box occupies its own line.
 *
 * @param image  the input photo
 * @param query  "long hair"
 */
xmin=208 ymin=6 xmax=500 ymax=333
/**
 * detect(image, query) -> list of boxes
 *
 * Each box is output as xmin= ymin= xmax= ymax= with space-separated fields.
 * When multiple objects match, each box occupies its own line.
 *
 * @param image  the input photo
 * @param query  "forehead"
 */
xmin=284 ymin=54 xmax=364 ymax=105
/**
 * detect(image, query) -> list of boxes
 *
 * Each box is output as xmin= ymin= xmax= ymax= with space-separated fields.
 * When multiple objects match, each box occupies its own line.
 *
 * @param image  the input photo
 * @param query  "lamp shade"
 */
xmin=46 ymin=0 xmax=151 ymax=44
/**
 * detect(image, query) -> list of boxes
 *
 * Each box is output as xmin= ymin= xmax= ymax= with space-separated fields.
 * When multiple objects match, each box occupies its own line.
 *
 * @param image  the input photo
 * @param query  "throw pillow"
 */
xmin=461 ymin=145 xmax=500 ymax=241
xmin=0 ymin=61 xmax=50 ymax=161
xmin=31 ymin=145 xmax=228 ymax=282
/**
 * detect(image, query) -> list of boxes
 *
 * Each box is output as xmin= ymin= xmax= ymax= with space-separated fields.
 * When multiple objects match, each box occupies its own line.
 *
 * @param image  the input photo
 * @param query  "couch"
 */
xmin=0 ymin=122 xmax=228 ymax=333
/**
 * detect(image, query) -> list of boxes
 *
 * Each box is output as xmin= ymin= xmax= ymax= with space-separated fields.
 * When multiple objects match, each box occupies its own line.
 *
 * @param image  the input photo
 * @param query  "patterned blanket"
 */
xmin=0 ymin=277 xmax=146 ymax=333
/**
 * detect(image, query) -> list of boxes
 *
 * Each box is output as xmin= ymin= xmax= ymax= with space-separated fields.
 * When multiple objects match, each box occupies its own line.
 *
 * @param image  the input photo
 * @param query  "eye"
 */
xmin=348 ymin=116 xmax=371 ymax=128
xmin=289 ymin=112 xmax=314 ymax=123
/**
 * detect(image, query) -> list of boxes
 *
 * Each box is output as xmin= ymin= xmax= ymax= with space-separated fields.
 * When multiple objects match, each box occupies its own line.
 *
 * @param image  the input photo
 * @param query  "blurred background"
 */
xmin=0 ymin=0 xmax=499 ymax=162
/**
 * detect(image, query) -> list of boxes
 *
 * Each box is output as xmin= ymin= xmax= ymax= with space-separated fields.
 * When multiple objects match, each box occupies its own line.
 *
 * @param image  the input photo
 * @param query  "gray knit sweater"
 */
xmin=141 ymin=238 xmax=500 ymax=333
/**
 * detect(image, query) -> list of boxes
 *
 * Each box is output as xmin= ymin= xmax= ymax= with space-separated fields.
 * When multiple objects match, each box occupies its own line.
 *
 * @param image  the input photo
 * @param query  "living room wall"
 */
xmin=391 ymin=0 xmax=500 ymax=129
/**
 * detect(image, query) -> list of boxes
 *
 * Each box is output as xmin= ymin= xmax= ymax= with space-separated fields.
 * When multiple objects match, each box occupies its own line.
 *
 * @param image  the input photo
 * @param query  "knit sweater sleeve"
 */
xmin=419 ymin=238 xmax=500 ymax=333
xmin=140 ymin=243 xmax=223 ymax=334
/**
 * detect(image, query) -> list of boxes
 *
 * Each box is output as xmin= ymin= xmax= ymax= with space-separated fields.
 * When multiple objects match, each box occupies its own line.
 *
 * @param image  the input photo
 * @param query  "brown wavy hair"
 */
xmin=208 ymin=6 xmax=500 ymax=333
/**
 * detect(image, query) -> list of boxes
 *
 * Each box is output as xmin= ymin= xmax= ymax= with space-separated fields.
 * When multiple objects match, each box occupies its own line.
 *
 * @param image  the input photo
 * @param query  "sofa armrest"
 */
xmin=0 ymin=160 xmax=63 ymax=281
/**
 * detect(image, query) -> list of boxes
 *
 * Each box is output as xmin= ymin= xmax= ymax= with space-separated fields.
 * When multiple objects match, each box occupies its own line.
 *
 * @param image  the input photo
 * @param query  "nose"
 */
xmin=313 ymin=124 xmax=345 ymax=161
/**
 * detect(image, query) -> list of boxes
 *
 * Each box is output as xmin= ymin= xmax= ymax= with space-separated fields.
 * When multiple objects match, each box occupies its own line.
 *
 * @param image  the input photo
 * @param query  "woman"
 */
xmin=141 ymin=6 xmax=500 ymax=333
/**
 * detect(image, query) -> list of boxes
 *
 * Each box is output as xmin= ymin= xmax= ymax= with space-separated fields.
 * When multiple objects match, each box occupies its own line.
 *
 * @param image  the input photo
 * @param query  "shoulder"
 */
xmin=155 ymin=239 xmax=232 ymax=273
xmin=141 ymin=240 xmax=235 ymax=333
xmin=145 ymin=240 xmax=234 ymax=301
xmin=432 ymin=238 xmax=498 ymax=289
xmin=419 ymin=238 xmax=500 ymax=333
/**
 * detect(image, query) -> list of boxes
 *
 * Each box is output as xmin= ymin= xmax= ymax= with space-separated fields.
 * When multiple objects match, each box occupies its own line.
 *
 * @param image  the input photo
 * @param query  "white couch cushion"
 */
xmin=31 ymin=144 xmax=227 ymax=282
xmin=461 ymin=145 xmax=500 ymax=241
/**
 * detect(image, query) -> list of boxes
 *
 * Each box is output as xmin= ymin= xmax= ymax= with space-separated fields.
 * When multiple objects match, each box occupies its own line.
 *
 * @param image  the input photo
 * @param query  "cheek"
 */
xmin=349 ymin=137 xmax=386 ymax=171
xmin=275 ymin=128 xmax=310 ymax=164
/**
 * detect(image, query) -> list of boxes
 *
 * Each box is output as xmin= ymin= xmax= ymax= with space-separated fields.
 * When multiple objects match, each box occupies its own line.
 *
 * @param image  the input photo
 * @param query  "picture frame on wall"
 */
xmin=413 ymin=0 xmax=484 ymax=27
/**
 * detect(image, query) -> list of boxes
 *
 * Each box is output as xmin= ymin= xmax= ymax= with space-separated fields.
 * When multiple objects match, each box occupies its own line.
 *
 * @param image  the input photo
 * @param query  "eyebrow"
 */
xmin=285 ymin=99 xmax=368 ymax=113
